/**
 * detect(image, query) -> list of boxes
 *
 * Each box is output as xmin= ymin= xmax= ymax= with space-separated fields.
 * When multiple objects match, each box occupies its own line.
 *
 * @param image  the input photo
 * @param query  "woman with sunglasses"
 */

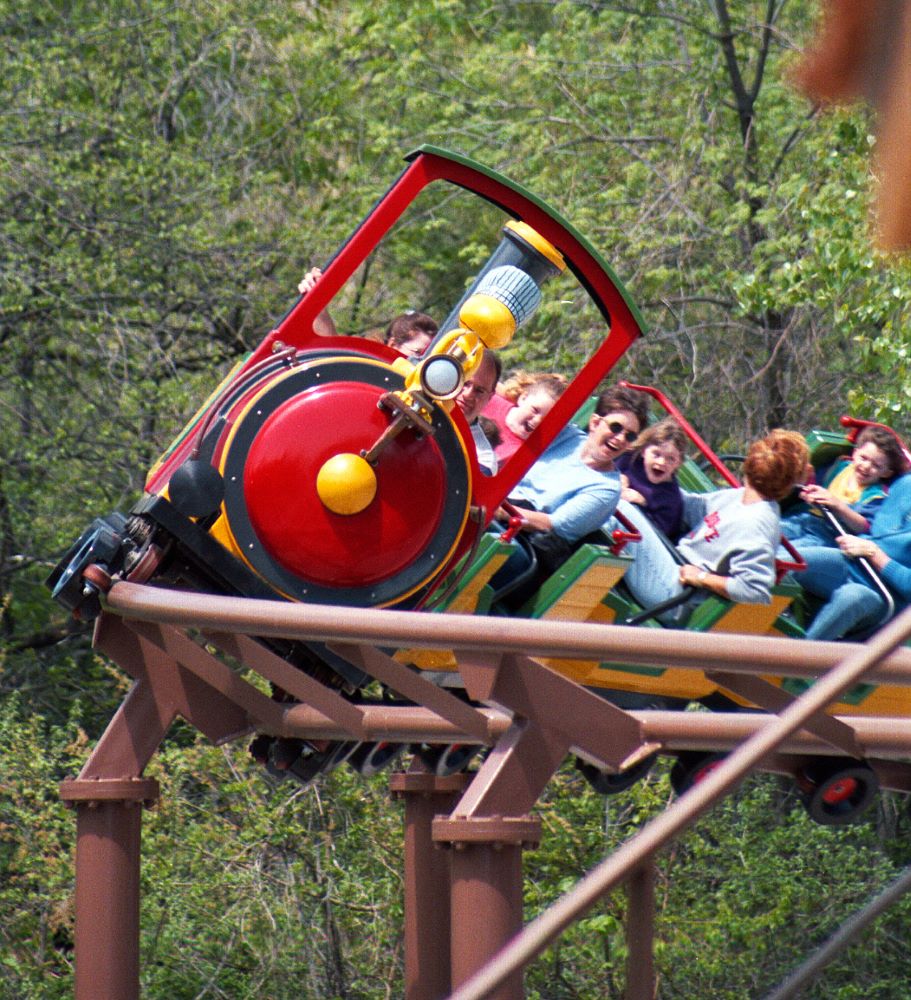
xmin=616 ymin=429 xmax=809 ymax=623
xmin=503 ymin=385 xmax=648 ymax=537
xmin=489 ymin=386 xmax=649 ymax=597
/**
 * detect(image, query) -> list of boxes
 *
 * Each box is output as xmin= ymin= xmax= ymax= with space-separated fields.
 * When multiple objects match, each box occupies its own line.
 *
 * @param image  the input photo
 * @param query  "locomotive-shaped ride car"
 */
xmin=48 ymin=147 xmax=645 ymax=626
xmin=47 ymin=146 xmax=911 ymax=825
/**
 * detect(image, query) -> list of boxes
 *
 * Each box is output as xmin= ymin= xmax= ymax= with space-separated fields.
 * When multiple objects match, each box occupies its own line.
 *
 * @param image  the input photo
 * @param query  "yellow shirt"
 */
xmin=826 ymin=462 xmax=864 ymax=505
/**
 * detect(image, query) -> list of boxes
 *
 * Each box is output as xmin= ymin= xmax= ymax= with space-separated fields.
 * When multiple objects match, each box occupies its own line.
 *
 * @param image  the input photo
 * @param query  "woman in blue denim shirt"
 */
xmin=798 ymin=472 xmax=911 ymax=640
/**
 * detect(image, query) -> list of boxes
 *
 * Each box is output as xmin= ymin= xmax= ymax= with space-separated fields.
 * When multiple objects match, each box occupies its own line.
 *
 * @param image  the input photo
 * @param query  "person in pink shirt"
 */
xmin=482 ymin=371 xmax=566 ymax=463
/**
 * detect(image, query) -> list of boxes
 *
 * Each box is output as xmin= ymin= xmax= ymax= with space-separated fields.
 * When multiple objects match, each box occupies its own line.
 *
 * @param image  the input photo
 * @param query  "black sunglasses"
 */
xmin=606 ymin=420 xmax=638 ymax=444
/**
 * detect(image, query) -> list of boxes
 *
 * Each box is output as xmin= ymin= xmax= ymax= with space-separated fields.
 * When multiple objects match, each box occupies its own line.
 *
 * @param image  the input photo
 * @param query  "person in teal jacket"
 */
xmin=782 ymin=426 xmax=906 ymax=547
xmin=798 ymin=471 xmax=911 ymax=640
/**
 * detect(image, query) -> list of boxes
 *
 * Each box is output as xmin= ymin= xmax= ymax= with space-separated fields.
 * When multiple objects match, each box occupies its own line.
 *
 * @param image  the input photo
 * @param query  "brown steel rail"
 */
xmin=79 ymin=582 xmax=911 ymax=1000
xmin=279 ymin=702 xmax=911 ymax=763
xmin=445 ymin=603 xmax=911 ymax=1000
xmin=104 ymin=581 xmax=911 ymax=686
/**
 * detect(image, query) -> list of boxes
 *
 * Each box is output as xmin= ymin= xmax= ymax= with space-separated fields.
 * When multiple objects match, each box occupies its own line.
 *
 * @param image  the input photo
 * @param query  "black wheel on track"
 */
xmin=575 ymin=753 xmax=657 ymax=795
xmin=417 ymin=743 xmax=482 ymax=776
xmin=669 ymin=751 xmax=728 ymax=796
xmin=265 ymin=738 xmax=358 ymax=787
xmin=347 ymin=741 xmax=406 ymax=776
xmin=797 ymin=759 xmax=879 ymax=826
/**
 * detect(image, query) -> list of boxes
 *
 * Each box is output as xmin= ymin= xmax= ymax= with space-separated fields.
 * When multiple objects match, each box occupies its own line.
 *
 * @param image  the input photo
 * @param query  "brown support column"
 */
xmin=391 ymin=771 xmax=470 ymax=1000
xmin=434 ymin=816 xmax=541 ymax=1000
xmin=625 ymin=859 xmax=656 ymax=1000
xmin=60 ymin=778 xmax=159 ymax=1000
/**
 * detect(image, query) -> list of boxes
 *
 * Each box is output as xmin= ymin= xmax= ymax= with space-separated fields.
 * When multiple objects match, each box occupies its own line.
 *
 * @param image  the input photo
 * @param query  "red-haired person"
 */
xmin=617 ymin=429 xmax=809 ymax=622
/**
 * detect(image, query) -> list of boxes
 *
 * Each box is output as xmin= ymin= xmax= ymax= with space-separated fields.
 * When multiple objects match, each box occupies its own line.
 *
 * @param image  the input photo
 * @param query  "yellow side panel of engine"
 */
xmin=397 ymin=542 xmax=513 ymax=671
xmin=702 ymin=591 xmax=796 ymax=636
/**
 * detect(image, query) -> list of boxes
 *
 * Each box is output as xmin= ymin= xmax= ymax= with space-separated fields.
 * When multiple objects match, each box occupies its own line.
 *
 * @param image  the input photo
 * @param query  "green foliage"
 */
xmin=139 ymin=743 xmax=407 ymax=998
xmin=526 ymin=765 xmax=911 ymax=999
xmin=0 ymin=697 xmax=82 ymax=998
xmin=6 ymin=1 xmax=911 ymax=997
xmin=7 ymin=697 xmax=911 ymax=997
xmin=0 ymin=698 xmax=412 ymax=999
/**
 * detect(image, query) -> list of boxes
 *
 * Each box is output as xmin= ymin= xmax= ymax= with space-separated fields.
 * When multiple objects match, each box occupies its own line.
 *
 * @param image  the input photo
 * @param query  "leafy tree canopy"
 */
xmin=3 ymin=2 xmax=911 ymax=996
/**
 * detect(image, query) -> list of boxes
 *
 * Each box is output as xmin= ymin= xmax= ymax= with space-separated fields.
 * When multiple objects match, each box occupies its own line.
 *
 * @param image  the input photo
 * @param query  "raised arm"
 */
xmin=298 ymin=267 xmax=338 ymax=337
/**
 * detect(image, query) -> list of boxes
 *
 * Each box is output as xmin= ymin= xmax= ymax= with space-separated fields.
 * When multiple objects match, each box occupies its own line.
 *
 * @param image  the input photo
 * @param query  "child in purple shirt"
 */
xmin=615 ymin=418 xmax=688 ymax=541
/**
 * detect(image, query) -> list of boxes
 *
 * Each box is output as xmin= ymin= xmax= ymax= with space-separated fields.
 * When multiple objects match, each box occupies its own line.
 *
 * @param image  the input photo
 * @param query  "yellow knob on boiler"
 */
xmin=316 ymin=453 xmax=377 ymax=515
xmin=458 ymin=294 xmax=517 ymax=349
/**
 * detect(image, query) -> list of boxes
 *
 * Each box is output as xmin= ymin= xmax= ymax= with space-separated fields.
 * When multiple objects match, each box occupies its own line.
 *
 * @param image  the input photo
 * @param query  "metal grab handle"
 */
xmin=776 ymin=536 xmax=807 ymax=582
xmin=498 ymin=499 xmax=528 ymax=543
xmin=622 ymin=585 xmax=698 ymax=627
xmin=609 ymin=507 xmax=642 ymax=555
xmin=619 ymin=380 xmax=740 ymax=488
xmin=817 ymin=506 xmax=896 ymax=621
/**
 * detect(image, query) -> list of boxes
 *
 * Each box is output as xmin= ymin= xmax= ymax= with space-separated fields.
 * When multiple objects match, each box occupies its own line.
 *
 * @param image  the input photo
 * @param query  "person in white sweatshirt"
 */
xmin=617 ymin=429 xmax=809 ymax=623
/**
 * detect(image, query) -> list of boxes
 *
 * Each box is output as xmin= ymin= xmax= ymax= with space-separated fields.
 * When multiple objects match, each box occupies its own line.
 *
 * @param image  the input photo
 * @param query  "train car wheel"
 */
xmin=347 ymin=741 xmax=406 ymax=776
xmin=248 ymin=734 xmax=274 ymax=766
xmin=124 ymin=542 xmax=166 ymax=584
xmin=417 ymin=743 xmax=482 ymax=776
xmin=575 ymin=753 xmax=657 ymax=795
xmin=669 ymin=751 xmax=727 ymax=796
xmin=797 ymin=759 xmax=879 ymax=826
xmin=263 ymin=738 xmax=357 ymax=786
xmin=265 ymin=737 xmax=307 ymax=778
xmin=323 ymin=740 xmax=361 ymax=769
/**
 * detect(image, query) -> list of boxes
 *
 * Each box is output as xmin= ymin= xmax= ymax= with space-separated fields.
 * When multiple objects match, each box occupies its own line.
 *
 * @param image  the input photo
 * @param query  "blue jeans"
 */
xmin=780 ymin=510 xmax=838 ymax=549
xmin=611 ymin=501 xmax=696 ymax=624
xmin=797 ymin=545 xmax=889 ymax=640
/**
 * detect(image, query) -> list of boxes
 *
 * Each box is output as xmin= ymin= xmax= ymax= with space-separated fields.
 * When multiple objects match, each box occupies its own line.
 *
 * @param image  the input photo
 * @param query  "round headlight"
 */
xmin=420 ymin=355 xmax=464 ymax=399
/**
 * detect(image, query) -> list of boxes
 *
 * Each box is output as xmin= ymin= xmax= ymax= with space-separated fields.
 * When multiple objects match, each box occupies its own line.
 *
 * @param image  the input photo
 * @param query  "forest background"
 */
xmin=4 ymin=1 xmax=911 ymax=997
